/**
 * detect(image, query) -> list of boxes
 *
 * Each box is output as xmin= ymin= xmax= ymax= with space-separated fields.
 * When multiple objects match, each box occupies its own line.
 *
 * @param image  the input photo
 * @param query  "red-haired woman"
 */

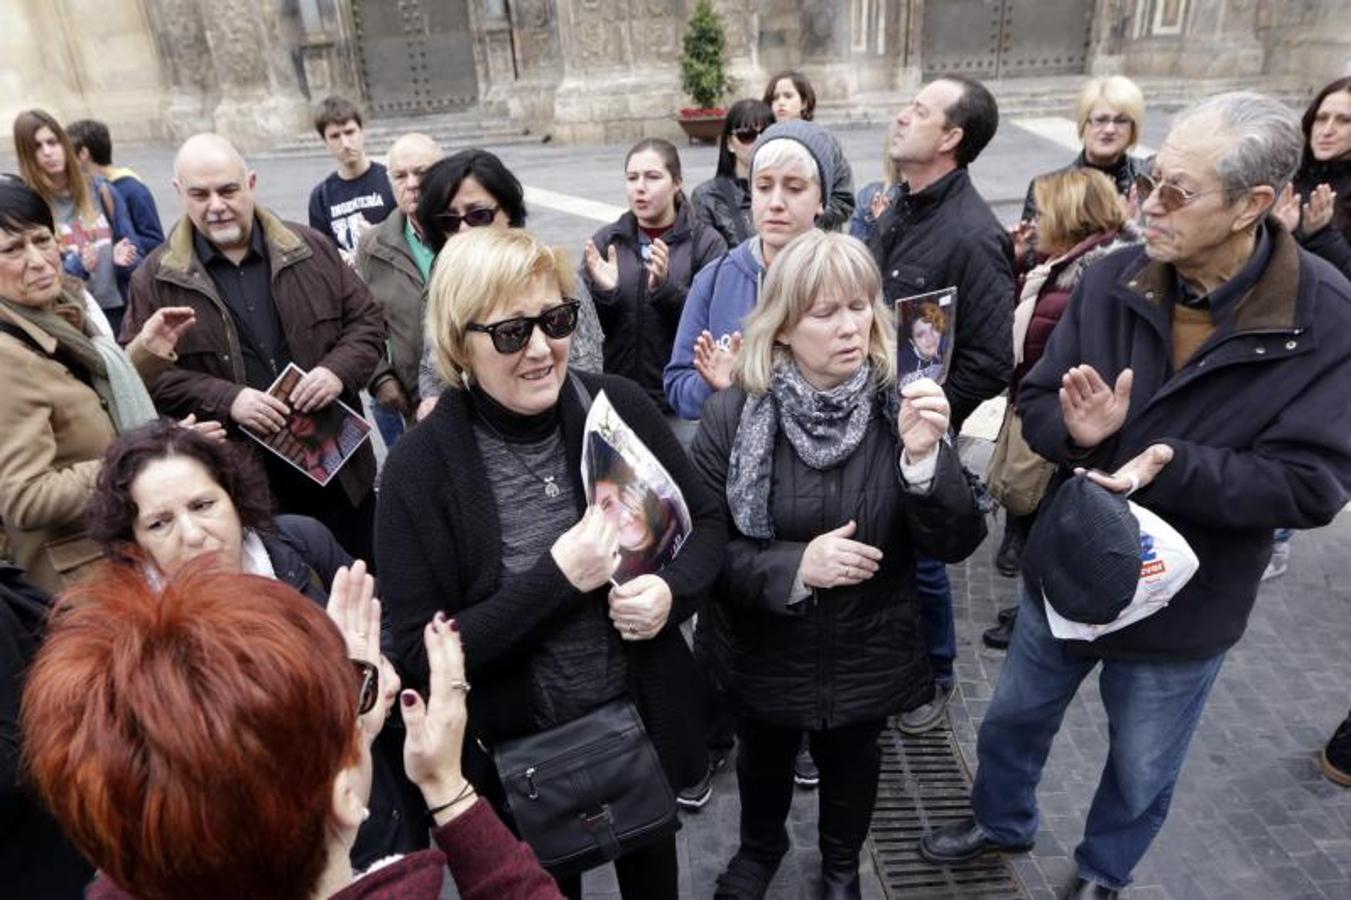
xmin=21 ymin=563 xmax=563 ymax=900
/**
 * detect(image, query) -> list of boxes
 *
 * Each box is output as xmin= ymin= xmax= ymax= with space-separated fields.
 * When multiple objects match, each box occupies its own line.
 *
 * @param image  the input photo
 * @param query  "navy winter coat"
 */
xmin=1019 ymin=222 xmax=1351 ymax=661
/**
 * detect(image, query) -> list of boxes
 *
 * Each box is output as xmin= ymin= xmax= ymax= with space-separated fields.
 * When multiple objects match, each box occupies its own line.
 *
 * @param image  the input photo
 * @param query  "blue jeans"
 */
xmin=970 ymin=588 xmax=1224 ymax=890
xmin=371 ymin=400 xmax=407 ymax=449
xmin=916 ymin=556 xmax=956 ymax=686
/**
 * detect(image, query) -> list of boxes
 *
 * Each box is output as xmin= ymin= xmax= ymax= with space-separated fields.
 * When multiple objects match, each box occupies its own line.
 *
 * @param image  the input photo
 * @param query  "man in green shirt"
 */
xmin=355 ymin=132 xmax=443 ymax=446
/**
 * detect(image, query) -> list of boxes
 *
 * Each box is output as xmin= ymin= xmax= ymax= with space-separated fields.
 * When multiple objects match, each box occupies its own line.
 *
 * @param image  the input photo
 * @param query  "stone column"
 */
xmin=142 ymin=0 xmax=219 ymax=139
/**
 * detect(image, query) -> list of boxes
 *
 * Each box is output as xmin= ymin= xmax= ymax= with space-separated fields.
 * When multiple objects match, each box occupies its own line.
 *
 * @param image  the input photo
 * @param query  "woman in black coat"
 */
xmin=583 ymin=138 xmax=726 ymax=413
xmin=377 ymin=227 xmax=724 ymax=900
xmin=1273 ymin=76 xmax=1350 ymax=279
xmin=692 ymin=231 xmax=985 ymax=899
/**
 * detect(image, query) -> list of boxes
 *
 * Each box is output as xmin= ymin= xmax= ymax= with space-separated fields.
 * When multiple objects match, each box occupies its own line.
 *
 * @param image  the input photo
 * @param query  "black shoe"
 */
xmin=996 ymin=605 xmax=1018 ymax=626
xmin=918 ymin=817 xmax=1034 ymax=864
xmin=820 ymin=863 xmax=861 ymax=900
xmin=793 ymin=746 xmax=819 ymax=788
xmin=982 ymin=618 xmax=1014 ymax=650
xmin=1061 ymin=876 xmax=1120 ymax=899
xmin=1322 ymin=713 xmax=1351 ymax=787
xmin=898 ymin=682 xmax=955 ymax=735
xmin=677 ymin=749 xmax=729 ymax=809
xmin=714 ymin=852 xmax=780 ymax=899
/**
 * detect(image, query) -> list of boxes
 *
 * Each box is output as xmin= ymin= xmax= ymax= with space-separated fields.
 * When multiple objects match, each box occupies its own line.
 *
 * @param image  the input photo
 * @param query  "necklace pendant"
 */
xmin=544 ymin=477 xmax=561 ymax=499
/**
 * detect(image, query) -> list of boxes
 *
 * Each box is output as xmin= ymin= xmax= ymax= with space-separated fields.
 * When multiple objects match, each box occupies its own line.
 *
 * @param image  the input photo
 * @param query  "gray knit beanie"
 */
xmin=749 ymin=119 xmax=836 ymax=194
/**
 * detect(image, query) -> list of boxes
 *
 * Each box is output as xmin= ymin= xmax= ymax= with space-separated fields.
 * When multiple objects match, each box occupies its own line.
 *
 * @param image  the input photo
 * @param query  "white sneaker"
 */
xmin=1261 ymin=541 xmax=1290 ymax=581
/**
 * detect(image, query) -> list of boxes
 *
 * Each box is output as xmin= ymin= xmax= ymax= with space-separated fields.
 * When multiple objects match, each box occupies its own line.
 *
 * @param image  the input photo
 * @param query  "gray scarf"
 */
xmin=727 ymin=361 xmax=878 ymax=539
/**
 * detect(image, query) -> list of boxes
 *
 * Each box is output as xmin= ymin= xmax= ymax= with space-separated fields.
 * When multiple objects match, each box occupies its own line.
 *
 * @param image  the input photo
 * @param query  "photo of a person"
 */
xmin=587 ymin=431 xmax=685 ymax=584
xmin=244 ymin=363 xmax=372 ymax=486
xmin=897 ymin=291 xmax=955 ymax=387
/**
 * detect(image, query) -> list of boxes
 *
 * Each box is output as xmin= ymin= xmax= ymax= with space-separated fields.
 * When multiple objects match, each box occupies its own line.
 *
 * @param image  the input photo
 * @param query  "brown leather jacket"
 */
xmin=124 ymin=208 xmax=385 ymax=505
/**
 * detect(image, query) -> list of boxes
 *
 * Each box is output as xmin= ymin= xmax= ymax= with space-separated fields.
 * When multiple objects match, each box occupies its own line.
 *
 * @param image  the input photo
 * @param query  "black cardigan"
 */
xmin=376 ymin=371 xmax=725 ymax=789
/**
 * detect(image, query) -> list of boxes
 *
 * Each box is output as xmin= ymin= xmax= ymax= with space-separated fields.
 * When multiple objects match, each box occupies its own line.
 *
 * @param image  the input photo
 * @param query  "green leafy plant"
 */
xmin=679 ymin=0 xmax=731 ymax=115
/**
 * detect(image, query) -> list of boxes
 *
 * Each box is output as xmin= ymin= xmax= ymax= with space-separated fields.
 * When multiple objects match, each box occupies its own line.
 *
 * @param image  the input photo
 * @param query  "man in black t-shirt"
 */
xmin=307 ymin=96 xmax=396 ymax=267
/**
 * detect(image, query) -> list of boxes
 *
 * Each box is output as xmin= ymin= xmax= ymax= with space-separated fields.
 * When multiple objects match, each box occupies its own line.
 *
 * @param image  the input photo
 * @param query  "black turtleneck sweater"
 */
xmin=467 ymin=384 xmax=627 ymax=730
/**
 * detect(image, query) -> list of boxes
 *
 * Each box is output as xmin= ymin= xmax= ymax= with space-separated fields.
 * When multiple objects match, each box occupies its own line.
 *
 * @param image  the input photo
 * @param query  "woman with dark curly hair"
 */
xmin=85 ymin=419 xmax=421 ymax=868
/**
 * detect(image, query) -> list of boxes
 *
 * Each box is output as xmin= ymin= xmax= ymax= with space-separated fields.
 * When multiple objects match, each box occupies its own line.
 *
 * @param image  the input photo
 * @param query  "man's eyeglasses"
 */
xmin=353 ymin=659 xmax=379 ymax=716
xmin=1088 ymin=114 xmax=1133 ymax=129
xmin=1133 ymin=173 xmax=1227 ymax=214
xmin=732 ymin=127 xmax=764 ymax=144
xmin=468 ymin=301 xmax=581 ymax=354
xmin=430 ymin=205 xmax=499 ymax=235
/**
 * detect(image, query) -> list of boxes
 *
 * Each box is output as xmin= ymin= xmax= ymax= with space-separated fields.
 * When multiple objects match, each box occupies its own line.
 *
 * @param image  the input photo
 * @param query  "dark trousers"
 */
xmin=734 ymin=717 xmax=886 ymax=875
xmin=262 ymin=450 xmax=376 ymax=564
xmin=555 ymin=833 xmax=679 ymax=900
xmin=692 ymin=607 xmax=737 ymax=760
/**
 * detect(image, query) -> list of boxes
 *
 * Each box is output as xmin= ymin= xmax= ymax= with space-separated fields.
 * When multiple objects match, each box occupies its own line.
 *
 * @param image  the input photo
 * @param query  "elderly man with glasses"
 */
xmin=919 ymin=92 xmax=1351 ymax=899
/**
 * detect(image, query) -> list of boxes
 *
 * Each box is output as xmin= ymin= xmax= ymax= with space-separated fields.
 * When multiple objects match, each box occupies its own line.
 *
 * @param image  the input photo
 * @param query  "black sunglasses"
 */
xmin=733 ymin=127 xmax=764 ymax=144
xmin=468 ymin=301 xmax=581 ymax=354
xmin=431 ymin=205 xmax=499 ymax=235
xmin=353 ymin=659 xmax=379 ymax=716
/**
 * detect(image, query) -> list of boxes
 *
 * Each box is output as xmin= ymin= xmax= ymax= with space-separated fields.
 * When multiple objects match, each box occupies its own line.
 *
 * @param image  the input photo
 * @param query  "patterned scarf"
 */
xmin=727 ymin=360 xmax=877 ymax=539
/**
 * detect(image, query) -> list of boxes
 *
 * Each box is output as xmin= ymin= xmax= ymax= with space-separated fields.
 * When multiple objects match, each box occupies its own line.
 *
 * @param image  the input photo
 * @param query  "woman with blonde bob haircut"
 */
xmin=691 ymin=230 xmax=985 ymax=898
xmin=1017 ymin=75 xmax=1146 ymax=235
xmin=378 ymin=227 xmax=725 ymax=899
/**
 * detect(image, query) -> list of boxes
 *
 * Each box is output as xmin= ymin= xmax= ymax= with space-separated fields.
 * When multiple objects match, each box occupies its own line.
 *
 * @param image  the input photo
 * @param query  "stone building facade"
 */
xmin=1 ymin=0 xmax=1346 ymax=151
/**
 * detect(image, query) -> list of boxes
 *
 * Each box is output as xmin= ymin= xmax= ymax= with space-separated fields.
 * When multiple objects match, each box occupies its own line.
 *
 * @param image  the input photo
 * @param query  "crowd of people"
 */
xmin=1 ymin=67 xmax=1350 ymax=900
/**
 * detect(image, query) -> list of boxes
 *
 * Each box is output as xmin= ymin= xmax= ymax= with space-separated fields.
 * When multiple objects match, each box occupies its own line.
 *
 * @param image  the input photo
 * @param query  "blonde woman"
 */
xmin=1016 ymin=76 xmax=1147 ymax=250
xmin=376 ymin=227 xmax=724 ymax=900
xmin=691 ymin=230 xmax=984 ymax=898
xmin=848 ymin=126 xmax=903 ymax=243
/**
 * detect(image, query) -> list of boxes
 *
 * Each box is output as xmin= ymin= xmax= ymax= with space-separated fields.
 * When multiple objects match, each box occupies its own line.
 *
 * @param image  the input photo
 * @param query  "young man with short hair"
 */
xmin=307 ymin=96 xmax=395 ymax=266
xmin=67 ymin=118 xmax=165 ymax=252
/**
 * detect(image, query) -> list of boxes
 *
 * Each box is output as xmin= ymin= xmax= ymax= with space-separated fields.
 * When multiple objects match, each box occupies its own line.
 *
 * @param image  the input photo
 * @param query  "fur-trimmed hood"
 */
xmin=1051 ymin=222 xmax=1142 ymax=293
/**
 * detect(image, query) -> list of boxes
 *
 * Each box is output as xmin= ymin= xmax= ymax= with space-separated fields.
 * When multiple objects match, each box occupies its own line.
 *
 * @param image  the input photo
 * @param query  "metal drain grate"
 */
xmin=867 ymin=721 xmax=1026 ymax=899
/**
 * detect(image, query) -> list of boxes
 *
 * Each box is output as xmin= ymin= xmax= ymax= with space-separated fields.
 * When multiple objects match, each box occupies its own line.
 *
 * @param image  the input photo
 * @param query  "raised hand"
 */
xmin=137 ymin=306 xmax=197 ymax=357
xmin=1059 ymin=364 xmax=1133 ymax=449
xmin=608 ymin=574 xmax=672 ymax=640
xmin=401 ymin=613 xmax=474 ymax=823
xmin=693 ymin=330 xmax=741 ymax=392
xmin=112 ymin=237 xmax=138 ymax=267
xmin=798 ymin=520 xmax=884 ymax=590
xmin=898 ymin=378 xmax=949 ymax=463
xmin=550 ymin=506 xmax=621 ymax=592
xmin=1272 ymin=183 xmax=1302 ymax=234
xmin=585 ymin=239 xmax=620 ymax=292
xmin=1009 ymin=220 xmax=1037 ymax=261
xmin=1302 ymin=183 xmax=1337 ymax=234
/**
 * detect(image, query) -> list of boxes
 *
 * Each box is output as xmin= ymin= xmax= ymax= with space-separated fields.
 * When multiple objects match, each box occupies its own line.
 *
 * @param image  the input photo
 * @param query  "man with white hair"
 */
xmin=919 ymin=93 xmax=1351 ymax=898
xmin=356 ymin=132 xmax=443 ymax=446
xmin=124 ymin=133 xmax=386 ymax=561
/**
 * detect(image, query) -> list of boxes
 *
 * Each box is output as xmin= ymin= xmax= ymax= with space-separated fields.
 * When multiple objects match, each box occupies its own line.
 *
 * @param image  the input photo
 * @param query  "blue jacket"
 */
xmin=663 ymin=237 xmax=763 ymax=419
xmin=110 ymin=171 xmax=165 ymax=252
xmin=1020 ymin=221 xmax=1351 ymax=661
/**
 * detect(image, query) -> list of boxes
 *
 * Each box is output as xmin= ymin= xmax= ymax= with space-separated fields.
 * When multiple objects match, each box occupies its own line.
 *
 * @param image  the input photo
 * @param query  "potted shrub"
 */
xmin=678 ymin=0 xmax=732 ymax=144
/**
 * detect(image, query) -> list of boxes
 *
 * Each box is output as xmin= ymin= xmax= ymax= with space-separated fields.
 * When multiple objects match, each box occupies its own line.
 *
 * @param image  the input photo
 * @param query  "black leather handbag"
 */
xmin=492 ymin=697 xmax=678 ymax=876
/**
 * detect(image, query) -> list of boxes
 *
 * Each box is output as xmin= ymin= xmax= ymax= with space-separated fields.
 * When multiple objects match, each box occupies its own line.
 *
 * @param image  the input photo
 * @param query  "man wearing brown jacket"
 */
xmin=123 ymin=134 xmax=385 ymax=561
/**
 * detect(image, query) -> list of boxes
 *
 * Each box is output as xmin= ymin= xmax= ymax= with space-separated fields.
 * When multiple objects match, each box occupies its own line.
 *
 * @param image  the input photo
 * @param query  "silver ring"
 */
xmin=450 ymin=680 xmax=471 ymax=693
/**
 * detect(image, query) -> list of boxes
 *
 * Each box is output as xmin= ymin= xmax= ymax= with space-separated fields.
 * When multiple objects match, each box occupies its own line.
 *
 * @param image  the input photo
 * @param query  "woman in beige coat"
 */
xmin=0 ymin=180 xmax=210 ymax=591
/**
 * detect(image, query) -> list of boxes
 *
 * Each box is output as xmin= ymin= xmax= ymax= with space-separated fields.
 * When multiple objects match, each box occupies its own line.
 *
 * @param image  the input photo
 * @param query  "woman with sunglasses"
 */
xmin=761 ymin=71 xmax=855 ymax=231
xmin=1013 ymin=76 xmax=1147 ymax=262
xmin=583 ymin=138 xmax=726 ymax=413
xmin=692 ymin=99 xmax=775 ymax=248
xmin=83 ymin=419 xmax=422 ymax=870
xmin=22 ymin=562 xmax=565 ymax=900
xmin=377 ymin=227 xmax=723 ymax=900
xmin=414 ymin=149 xmax=603 ymax=419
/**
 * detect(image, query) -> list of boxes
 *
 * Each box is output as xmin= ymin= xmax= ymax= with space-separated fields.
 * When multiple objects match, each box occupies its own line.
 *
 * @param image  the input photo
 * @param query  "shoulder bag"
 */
xmin=986 ymin=404 xmax=1057 ymax=517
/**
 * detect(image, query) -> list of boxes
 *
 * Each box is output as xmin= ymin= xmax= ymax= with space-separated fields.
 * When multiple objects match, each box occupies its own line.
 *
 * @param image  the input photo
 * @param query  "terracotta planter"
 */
xmin=678 ymin=113 xmax=726 ymax=145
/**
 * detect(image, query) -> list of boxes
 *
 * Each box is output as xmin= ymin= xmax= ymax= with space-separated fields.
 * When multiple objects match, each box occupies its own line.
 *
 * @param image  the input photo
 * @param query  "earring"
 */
xmin=361 ymin=807 xmax=371 ymax=822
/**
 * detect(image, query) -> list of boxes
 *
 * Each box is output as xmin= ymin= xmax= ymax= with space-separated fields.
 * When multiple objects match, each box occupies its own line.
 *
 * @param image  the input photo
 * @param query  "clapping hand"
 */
xmin=112 ymin=237 xmax=138 ymax=267
xmin=646 ymin=238 xmax=670 ymax=290
xmin=1060 ymin=364 xmax=1133 ymax=449
xmin=898 ymin=378 xmax=949 ymax=463
xmin=693 ymin=330 xmax=741 ymax=392
xmin=1076 ymin=443 xmax=1174 ymax=496
xmin=1009 ymin=220 xmax=1037 ymax=261
xmin=326 ymin=560 xmax=399 ymax=737
xmin=1302 ymin=183 xmax=1337 ymax=235
xmin=798 ymin=520 xmax=884 ymax=590
xmin=608 ymin=574 xmax=672 ymax=640
xmin=1272 ymin=184 xmax=1302 ymax=234
xmin=137 ymin=306 xmax=196 ymax=357
xmin=585 ymin=239 xmax=620 ymax=292
xmin=402 ymin=612 xmax=474 ymax=823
